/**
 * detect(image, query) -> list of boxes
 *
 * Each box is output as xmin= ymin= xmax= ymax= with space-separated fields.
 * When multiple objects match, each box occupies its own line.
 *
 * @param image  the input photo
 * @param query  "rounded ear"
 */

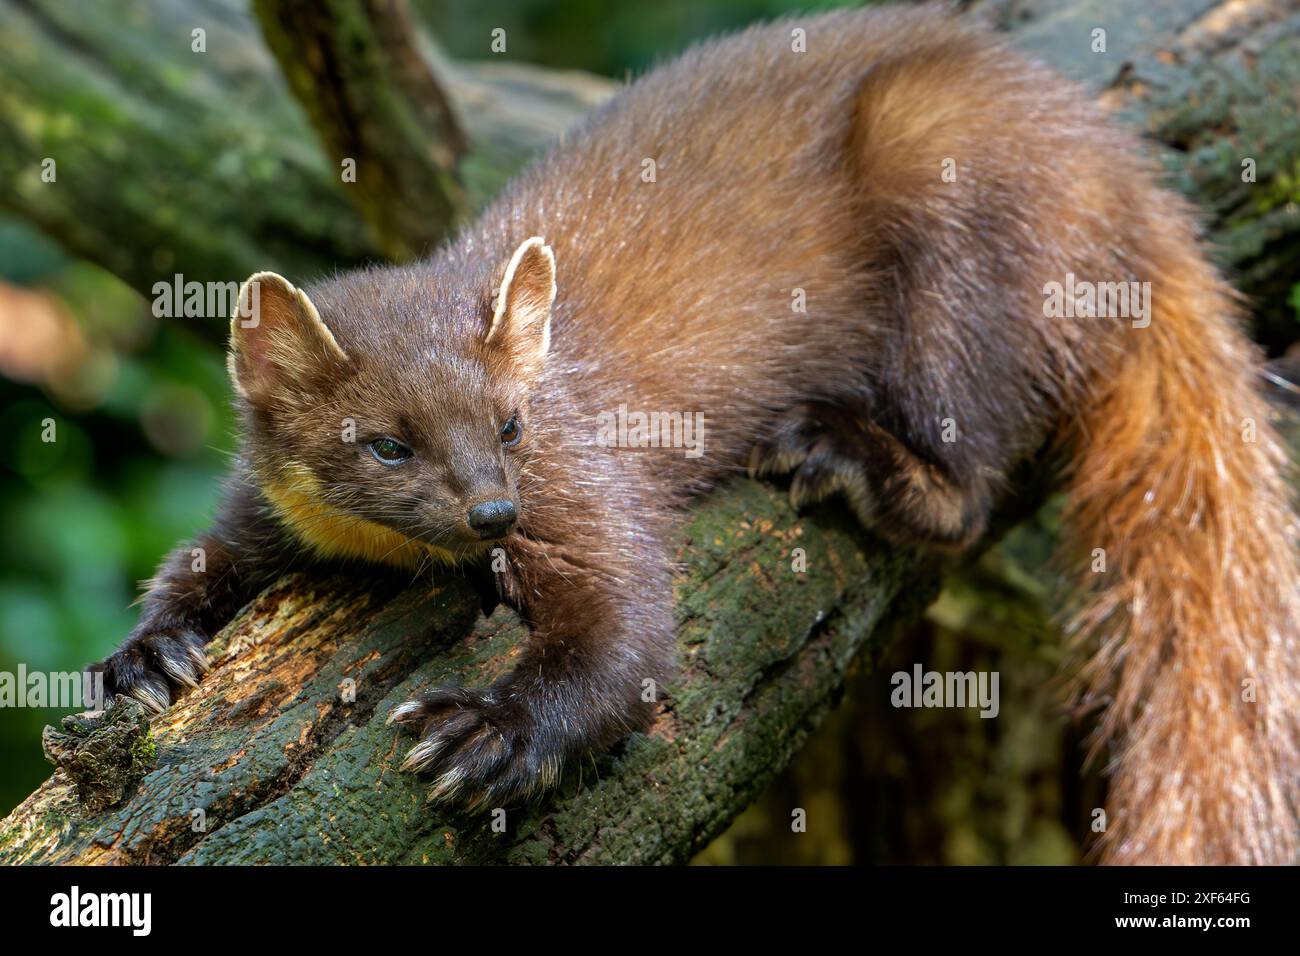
xmin=228 ymin=272 xmax=349 ymax=404
xmin=485 ymin=237 xmax=555 ymax=374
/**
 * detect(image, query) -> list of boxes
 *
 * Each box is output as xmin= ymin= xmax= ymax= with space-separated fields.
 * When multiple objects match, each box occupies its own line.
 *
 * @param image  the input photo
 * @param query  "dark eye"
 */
xmin=369 ymin=437 xmax=412 ymax=465
xmin=500 ymin=414 xmax=522 ymax=447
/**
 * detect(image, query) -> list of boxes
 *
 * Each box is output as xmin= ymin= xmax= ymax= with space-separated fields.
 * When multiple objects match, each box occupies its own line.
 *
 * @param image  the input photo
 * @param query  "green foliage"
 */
xmin=418 ymin=0 xmax=863 ymax=78
xmin=0 ymin=217 xmax=232 ymax=813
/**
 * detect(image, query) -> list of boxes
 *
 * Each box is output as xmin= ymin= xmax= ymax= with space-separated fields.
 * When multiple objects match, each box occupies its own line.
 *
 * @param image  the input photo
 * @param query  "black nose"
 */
xmin=466 ymin=499 xmax=517 ymax=539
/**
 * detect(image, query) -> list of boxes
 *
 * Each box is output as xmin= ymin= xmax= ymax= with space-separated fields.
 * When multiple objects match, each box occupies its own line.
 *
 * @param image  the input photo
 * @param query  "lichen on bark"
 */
xmin=41 ymin=699 xmax=157 ymax=814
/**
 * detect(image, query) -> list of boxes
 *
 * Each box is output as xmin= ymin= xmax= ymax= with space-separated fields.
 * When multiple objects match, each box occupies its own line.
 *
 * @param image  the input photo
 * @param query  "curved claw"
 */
xmin=389 ymin=686 xmax=556 ymax=809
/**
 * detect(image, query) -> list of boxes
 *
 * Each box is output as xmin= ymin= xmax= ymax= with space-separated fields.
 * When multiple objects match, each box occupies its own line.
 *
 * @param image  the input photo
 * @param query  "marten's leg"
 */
xmin=750 ymin=401 xmax=992 ymax=551
xmin=776 ymin=44 xmax=1069 ymax=552
xmin=388 ymin=502 xmax=672 ymax=808
xmin=89 ymin=478 xmax=287 ymax=711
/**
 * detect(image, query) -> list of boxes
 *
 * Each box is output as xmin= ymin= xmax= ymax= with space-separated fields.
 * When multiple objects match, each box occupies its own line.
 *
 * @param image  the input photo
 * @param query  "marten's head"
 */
xmin=227 ymin=237 xmax=556 ymax=569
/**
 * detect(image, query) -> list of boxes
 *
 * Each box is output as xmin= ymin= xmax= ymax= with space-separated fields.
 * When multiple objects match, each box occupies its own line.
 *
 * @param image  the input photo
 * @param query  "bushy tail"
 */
xmin=1063 ymin=250 xmax=1300 ymax=864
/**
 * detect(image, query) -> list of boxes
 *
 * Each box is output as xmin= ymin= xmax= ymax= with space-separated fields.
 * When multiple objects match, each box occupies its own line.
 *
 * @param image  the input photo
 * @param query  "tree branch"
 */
xmin=0 ymin=485 xmax=935 ymax=864
xmin=250 ymin=0 xmax=471 ymax=260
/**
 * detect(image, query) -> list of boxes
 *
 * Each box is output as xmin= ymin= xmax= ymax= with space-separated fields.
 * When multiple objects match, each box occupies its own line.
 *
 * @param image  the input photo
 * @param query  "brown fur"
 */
xmin=1063 ymin=250 xmax=1300 ymax=865
xmin=93 ymin=4 xmax=1299 ymax=861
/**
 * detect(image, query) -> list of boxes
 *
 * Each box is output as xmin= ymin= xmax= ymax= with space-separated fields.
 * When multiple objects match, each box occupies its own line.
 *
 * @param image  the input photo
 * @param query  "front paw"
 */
xmin=90 ymin=624 xmax=211 ymax=714
xmin=387 ymin=686 xmax=561 ymax=809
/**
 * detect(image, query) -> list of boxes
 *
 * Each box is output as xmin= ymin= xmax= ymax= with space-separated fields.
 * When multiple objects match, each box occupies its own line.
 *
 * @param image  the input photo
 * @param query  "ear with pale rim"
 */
xmin=228 ymin=271 xmax=349 ymax=404
xmin=485 ymin=237 xmax=555 ymax=375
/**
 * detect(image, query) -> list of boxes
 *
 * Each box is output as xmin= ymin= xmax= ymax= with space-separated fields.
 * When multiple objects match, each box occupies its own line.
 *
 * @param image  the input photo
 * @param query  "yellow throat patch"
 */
xmin=261 ymin=464 xmax=456 ymax=571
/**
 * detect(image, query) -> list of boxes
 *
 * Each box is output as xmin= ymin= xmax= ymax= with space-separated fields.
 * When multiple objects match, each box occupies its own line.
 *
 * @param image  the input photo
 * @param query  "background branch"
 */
xmin=250 ymin=0 xmax=471 ymax=260
xmin=0 ymin=0 xmax=615 ymax=344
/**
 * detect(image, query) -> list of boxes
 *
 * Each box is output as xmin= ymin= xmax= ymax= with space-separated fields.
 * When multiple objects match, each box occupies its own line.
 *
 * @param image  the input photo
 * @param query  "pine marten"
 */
xmin=90 ymin=4 xmax=1300 ymax=864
